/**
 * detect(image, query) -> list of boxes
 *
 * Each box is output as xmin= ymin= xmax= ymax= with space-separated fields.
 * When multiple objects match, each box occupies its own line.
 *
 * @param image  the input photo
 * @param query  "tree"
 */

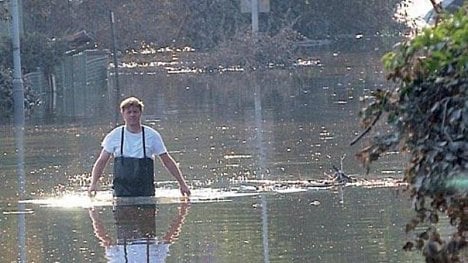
xmin=18 ymin=0 xmax=404 ymax=52
xmin=355 ymin=4 xmax=467 ymax=262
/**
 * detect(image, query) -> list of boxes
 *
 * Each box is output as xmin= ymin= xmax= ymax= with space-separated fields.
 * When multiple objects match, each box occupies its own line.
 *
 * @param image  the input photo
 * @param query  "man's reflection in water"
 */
xmin=89 ymin=201 xmax=190 ymax=262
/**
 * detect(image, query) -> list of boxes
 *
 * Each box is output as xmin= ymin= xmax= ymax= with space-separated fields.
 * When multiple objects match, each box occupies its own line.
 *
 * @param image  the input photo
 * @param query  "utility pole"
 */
xmin=11 ymin=0 xmax=25 ymax=195
xmin=11 ymin=0 xmax=25 ymax=130
xmin=240 ymin=0 xmax=270 ymax=36
xmin=110 ymin=11 xmax=121 ymax=124
xmin=10 ymin=1 xmax=27 ymax=262
xmin=251 ymin=0 xmax=259 ymax=36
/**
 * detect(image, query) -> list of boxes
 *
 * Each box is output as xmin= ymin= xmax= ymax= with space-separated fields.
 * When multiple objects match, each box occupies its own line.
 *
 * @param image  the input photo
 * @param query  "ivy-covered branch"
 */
xmin=356 ymin=4 xmax=468 ymax=262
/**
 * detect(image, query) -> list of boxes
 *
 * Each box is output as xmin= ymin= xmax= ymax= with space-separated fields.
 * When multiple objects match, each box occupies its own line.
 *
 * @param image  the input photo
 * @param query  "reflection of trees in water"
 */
xmin=114 ymin=48 xmax=388 ymax=121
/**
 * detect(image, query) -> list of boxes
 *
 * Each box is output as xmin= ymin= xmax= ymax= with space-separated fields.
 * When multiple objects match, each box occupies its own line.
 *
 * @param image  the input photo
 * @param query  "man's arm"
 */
xmin=159 ymin=153 xmax=191 ymax=196
xmin=162 ymin=201 xmax=190 ymax=243
xmin=88 ymin=208 xmax=113 ymax=247
xmin=88 ymin=149 xmax=111 ymax=197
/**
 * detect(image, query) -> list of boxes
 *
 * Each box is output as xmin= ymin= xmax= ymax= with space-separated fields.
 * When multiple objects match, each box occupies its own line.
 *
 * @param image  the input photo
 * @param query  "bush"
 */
xmin=356 ymin=5 xmax=467 ymax=262
xmin=0 ymin=67 xmax=39 ymax=121
xmin=0 ymin=32 xmax=67 ymax=120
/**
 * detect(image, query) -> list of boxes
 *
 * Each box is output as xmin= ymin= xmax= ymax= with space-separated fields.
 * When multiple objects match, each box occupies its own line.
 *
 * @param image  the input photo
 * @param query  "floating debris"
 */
xmin=310 ymin=200 xmax=321 ymax=206
xmin=3 ymin=209 xmax=34 ymax=215
xmin=20 ymin=175 xmax=406 ymax=209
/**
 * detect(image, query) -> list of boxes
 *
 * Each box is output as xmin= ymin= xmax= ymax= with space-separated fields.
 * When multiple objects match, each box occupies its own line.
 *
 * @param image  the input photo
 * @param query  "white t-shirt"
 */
xmin=102 ymin=125 xmax=167 ymax=159
xmin=106 ymin=241 xmax=170 ymax=263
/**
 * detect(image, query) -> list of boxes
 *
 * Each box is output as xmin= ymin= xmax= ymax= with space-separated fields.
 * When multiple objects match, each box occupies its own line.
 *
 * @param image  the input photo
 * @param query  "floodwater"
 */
xmin=1 ymin=44 xmax=427 ymax=262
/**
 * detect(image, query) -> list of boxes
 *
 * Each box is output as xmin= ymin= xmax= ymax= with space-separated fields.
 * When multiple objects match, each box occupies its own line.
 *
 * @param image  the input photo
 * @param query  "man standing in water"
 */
xmin=88 ymin=96 xmax=191 ymax=197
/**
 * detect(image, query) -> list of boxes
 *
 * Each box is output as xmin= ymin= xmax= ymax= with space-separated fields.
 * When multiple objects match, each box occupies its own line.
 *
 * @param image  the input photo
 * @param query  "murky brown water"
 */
xmin=1 ymin=49 xmax=426 ymax=262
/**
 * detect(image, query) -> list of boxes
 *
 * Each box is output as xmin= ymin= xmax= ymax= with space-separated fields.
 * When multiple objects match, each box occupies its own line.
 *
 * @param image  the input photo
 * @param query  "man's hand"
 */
xmin=88 ymin=183 xmax=98 ymax=197
xmin=89 ymin=149 xmax=111 ymax=198
xmin=179 ymin=182 xmax=191 ymax=197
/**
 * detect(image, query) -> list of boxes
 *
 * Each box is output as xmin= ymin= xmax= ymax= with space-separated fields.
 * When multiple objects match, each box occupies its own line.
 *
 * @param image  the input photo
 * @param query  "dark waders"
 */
xmin=113 ymin=127 xmax=155 ymax=197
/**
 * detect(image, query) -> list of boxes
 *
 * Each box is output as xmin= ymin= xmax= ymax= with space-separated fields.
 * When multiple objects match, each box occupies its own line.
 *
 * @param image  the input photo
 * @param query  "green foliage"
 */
xmin=0 ymin=2 xmax=8 ymax=22
xmin=0 ymin=67 xmax=38 ymax=120
xmin=0 ymin=32 xmax=62 ymax=120
xmin=357 ymin=5 xmax=468 ymax=262
xmin=0 ymin=67 xmax=13 ymax=119
xmin=383 ymin=9 xmax=467 ymax=84
xmin=0 ymin=32 xmax=68 ymax=74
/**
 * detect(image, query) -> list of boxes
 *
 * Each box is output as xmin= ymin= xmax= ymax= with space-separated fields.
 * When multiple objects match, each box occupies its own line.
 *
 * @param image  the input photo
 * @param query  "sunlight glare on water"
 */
xmin=20 ymin=191 xmax=112 ymax=208
xmin=19 ymin=188 xmax=262 ymax=208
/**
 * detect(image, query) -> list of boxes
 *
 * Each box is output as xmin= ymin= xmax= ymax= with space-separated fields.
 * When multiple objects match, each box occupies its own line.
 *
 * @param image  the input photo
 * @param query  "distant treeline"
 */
xmin=22 ymin=0 xmax=406 ymax=51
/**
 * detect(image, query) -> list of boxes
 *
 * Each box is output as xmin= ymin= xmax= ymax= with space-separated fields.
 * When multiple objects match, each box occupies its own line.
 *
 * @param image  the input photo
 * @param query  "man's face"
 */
xmin=121 ymin=105 xmax=142 ymax=125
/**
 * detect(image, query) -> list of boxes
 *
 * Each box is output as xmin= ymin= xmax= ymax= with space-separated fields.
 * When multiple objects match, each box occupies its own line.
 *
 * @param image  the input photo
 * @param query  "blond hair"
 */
xmin=119 ymin=97 xmax=144 ymax=112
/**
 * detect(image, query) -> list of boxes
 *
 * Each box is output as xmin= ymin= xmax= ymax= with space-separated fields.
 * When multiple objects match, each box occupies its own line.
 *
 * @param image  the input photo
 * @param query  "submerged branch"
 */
xmin=350 ymin=111 xmax=382 ymax=146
